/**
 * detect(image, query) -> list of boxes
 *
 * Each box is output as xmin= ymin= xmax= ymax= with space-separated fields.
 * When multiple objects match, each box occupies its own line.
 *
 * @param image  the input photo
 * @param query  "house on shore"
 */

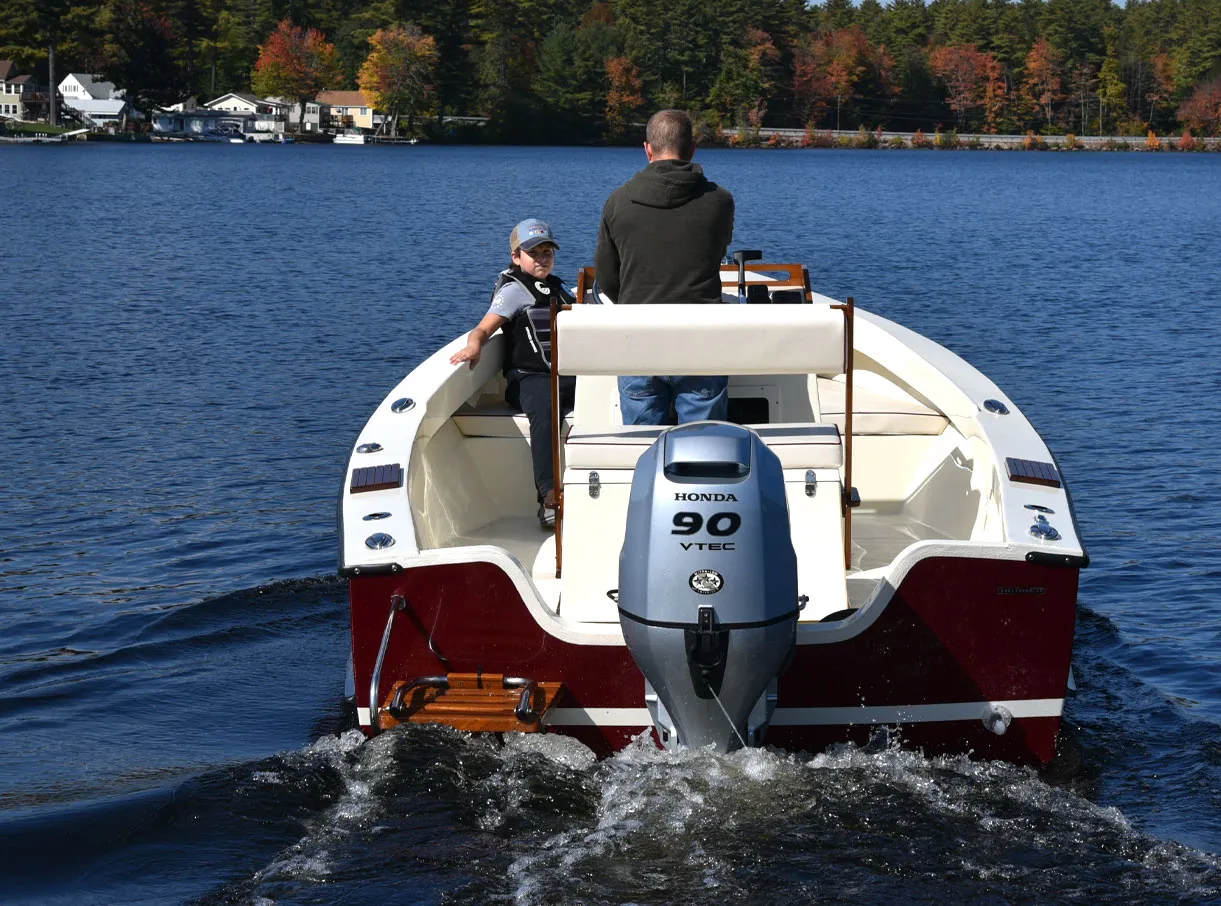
xmin=58 ymin=73 xmax=129 ymax=127
xmin=316 ymin=90 xmax=377 ymax=131
xmin=152 ymin=108 xmax=248 ymax=137
xmin=203 ymin=93 xmax=287 ymax=133
xmin=265 ymin=96 xmax=328 ymax=132
xmin=1 ymin=61 xmax=32 ymax=120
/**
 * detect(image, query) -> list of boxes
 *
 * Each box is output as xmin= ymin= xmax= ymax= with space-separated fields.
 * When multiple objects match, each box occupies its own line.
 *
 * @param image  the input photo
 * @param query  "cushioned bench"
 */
xmin=817 ymin=376 xmax=948 ymax=436
xmin=452 ymin=401 xmax=574 ymax=438
xmin=565 ymin=423 xmax=842 ymax=471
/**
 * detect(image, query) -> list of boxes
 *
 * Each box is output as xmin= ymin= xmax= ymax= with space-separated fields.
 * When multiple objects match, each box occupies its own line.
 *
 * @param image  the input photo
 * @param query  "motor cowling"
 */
xmin=618 ymin=422 xmax=799 ymax=751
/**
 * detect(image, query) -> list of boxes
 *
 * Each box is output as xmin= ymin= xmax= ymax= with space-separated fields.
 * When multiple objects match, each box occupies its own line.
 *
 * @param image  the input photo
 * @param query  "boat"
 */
xmin=193 ymin=126 xmax=246 ymax=143
xmin=333 ymin=130 xmax=367 ymax=145
xmin=338 ymin=257 xmax=1088 ymax=766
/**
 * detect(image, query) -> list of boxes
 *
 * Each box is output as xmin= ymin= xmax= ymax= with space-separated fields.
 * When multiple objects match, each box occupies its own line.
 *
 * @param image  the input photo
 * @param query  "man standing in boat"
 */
xmin=450 ymin=220 xmax=575 ymax=529
xmin=595 ymin=109 xmax=735 ymax=425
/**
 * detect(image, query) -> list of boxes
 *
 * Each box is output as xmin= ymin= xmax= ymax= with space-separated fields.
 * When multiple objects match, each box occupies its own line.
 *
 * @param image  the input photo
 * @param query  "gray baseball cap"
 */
xmin=510 ymin=219 xmax=559 ymax=254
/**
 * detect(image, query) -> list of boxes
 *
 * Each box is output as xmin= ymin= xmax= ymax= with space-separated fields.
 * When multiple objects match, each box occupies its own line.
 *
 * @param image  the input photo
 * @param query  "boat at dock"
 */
xmin=338 ymin=257 xmax=1087 ymax=766
xmin=333 ymin=130 xmax=367 ymax=145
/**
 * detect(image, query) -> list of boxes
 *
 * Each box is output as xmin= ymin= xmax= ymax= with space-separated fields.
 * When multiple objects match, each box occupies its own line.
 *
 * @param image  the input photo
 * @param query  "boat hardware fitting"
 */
xmin=363 ymin=512 xmax=391 ymax=521
xmin=365 ymin=532 xmax=395 ymax=549
xmin=805 ymin=470 xmax=817 ymax=497
xmin=983 ymin=399 xmax=1010 ymax=415
xmin=589 ymin=471 xmax=601 ymax=498
xmin=357 ymin=442 xmax=383 ymax=454
xmin=391 ymin=397 xmax=415 ymax=413
xmin=983 ymin=704 xmax=1013 ymax=735
xmin=504 ymin=676 xmax=541 ymax=721
xmin=369 ymin=595 xmax=409 ymax=735
xmin=1029 ymin=514 xmax=1061 ymax=541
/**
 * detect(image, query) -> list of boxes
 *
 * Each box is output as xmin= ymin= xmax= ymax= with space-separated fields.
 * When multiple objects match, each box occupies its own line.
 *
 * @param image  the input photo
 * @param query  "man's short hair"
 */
xmin=646 ymin=110 xmax=694 ymax=159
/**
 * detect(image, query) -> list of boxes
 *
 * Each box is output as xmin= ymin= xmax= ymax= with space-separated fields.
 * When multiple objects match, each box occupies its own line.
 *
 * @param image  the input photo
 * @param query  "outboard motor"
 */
xmin=618 ymin=422 xmax=799 ymax=752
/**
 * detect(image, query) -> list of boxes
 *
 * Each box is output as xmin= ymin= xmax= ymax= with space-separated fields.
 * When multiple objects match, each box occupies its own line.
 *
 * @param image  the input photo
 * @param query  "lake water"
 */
xmin=1 ymin=144 xmax=1219 ymax=904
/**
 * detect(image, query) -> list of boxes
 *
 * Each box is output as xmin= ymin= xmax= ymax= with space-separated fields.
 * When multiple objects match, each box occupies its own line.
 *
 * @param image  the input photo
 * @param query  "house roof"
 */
xmin=64 ymin=73 xmax=119 ymax=99
xmin=205 ymin=92 xmax=287 ymax=110
xmin=0 ymin=61 xmax=16 ymax=81
xmin=11 ymin=74 xmax=33 ymax=84
xmin=64 ymin=98 xmax=127 ymax=114
xmin=317 ymin=90 xmax=370 ymax=108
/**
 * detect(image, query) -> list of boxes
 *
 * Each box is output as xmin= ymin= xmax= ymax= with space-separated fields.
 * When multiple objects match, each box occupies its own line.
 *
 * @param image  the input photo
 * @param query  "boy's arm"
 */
xmin=450 ymin=312 xmax=508 ymax=367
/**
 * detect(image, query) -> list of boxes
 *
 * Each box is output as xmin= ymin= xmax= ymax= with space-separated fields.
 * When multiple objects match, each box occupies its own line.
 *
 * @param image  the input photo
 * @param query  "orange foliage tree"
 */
xmin=929 ymin=44 xmax=1006 ymax=132
xmin=358 ymin=24 xmax=438 ymax=136
xmin=252 ymin=19 xmax=341 ymax=132
xmin=1022 ymin=38 xmax=1062 ymax=128
xmin=1146 ymin=52 xmax=1176 ymax=128
xmin=1177 ymin=77 xmax=1221 ymax=136
xmin=795 ymin=26 xmax=893 ymax=131
xmin=605 ymin=56 xmax=644 ymax=140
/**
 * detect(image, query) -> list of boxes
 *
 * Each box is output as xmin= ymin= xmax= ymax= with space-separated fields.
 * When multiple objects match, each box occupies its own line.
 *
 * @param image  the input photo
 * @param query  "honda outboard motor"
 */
xmin=618 ymin=422 xmax=799 ymax=752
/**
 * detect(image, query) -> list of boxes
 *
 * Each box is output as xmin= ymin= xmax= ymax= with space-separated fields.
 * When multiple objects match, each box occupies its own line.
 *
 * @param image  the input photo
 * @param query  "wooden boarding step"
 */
xmin=378 ymin=672 xmax=565 ymax=733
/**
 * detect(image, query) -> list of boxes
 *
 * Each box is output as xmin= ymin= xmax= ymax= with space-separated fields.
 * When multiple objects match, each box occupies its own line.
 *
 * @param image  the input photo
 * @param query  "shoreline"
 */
xmin=4 ymin=128 xmax=1219 ymax=152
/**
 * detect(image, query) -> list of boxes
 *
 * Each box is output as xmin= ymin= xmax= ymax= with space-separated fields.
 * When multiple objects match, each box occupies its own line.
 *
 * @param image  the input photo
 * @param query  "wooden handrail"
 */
xmin=831 ymin=297 xmax=855 ymax=569
xmin=718 ymin=262 xmax=808 ymax=285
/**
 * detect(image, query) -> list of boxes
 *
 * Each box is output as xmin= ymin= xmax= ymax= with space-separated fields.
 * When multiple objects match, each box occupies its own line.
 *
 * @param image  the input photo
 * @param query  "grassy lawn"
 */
xmin=1 ymin=121 xmax=83 ymax=135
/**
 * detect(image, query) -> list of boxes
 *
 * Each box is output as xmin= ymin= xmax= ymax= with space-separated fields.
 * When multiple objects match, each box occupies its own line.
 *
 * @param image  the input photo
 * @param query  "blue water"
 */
xmin=1 ymin=144 xmax=1219 ymax=904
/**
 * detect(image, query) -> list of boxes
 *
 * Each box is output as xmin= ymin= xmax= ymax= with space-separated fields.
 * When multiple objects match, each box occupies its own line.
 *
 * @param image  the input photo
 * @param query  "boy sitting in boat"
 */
xmin=450 ymin=219 xmax=575 ymax=529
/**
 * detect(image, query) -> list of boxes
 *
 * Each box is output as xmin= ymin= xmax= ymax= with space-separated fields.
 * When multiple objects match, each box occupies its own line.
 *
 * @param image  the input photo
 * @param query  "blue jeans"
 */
xmin=618 ymin=375 xmax=729 ymax=425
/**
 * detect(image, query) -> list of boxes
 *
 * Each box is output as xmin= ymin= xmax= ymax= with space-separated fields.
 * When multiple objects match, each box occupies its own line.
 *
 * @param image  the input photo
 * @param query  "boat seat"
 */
xmin=565 ymin=423 xmax=843 ymax=471
xmin=453 ymin=401 xmax=574 ymax=439
xmin=817 ymin=376 xmax=948 ymax=436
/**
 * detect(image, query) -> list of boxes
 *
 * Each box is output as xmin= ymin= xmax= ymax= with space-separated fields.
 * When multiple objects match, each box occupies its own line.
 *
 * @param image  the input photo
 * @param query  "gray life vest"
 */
xmin=493 ymin=267 xmax=572 ymax=375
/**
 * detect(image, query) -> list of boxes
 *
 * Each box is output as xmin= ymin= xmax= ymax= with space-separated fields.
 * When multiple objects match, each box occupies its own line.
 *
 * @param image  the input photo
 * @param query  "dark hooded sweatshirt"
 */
xmin=595 ymin=159 xmax=734 ymax=305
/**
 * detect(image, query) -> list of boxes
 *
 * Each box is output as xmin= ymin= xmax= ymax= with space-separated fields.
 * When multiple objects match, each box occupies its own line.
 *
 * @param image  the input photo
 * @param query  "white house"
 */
xmin=266 ymin=96 xmax=327 ymax=132
xmin=59 ymin=73 xmax=123 ymax=102
xmin=153 ymin=108 xmax=247 ymax=137
xmin=204 ymin=93 xmax=287 ymax=132
xmin=58 ymin=73 xmax=131 ymax=127
xmin=67 ymin=98 xmax=129 ymax=128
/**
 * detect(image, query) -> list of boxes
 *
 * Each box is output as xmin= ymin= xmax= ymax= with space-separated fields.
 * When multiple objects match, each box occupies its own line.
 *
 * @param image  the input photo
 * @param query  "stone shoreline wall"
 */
xmin=727 ymin=127 xmax=1221 ymax=151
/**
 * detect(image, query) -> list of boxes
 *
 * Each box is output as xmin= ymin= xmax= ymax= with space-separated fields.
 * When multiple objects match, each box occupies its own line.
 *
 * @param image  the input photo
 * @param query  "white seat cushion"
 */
xmin=565 ymin=424 xmax=842 ymax=471
xmin=817 ymin=376 xmax=948 ymax=436
xmin=565 ymin=425 xmax=665 ymax=470
xmin=453 ymin=402 xmax=573 ymax=438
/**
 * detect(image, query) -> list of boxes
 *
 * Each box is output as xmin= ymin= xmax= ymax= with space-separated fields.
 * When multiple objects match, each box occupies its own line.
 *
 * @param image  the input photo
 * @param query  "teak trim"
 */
xmin=830 ymin=297 xmax=856 ymax=568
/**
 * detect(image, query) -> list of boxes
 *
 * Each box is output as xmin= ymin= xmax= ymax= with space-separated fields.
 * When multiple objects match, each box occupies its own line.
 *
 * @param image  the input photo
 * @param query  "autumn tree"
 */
xmin=604 ymin=55 xmax=642 ymax=140
xmin=358 ymin=24 xmax=438 ymax=136
xmin=1178 ymin=76 xmax=1221 ymax=136
xmin=251 ymin=18 xmax=341 ymax=132
xmin=1146 ymin=52 xmax=1176 ymax=128
xmin=929 ymin=44 xmax=987 ymax=130
xmin=982 ymin=56 xmax=1006 ymax=133
xmin=1022 ymin=38 xmax=1063 ymax=127
xmin=795 ymin=26 xmax=893 ymax=131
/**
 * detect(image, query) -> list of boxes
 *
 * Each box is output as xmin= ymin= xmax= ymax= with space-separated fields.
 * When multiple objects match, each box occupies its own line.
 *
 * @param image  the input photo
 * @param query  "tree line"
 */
xmin=3 ymin=0 xmax=1220 ymax=139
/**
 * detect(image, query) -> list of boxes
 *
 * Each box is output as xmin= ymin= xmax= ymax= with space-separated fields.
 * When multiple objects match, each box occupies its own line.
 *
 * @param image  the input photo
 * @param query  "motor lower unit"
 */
xmin=618 ymin=422 xmax=800 ymax=752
